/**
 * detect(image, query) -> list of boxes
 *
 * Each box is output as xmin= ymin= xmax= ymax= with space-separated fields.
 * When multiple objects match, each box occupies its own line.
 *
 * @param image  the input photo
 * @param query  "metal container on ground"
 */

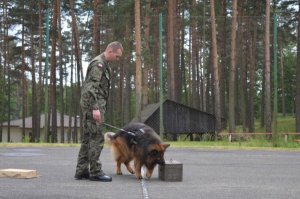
xmin=158 ymin=159 xmax=182 ymax=181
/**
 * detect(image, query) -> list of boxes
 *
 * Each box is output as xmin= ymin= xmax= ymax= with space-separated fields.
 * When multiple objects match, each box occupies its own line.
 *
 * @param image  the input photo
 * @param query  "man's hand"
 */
xmin=92 ymin=110 xmax=102 ymax=124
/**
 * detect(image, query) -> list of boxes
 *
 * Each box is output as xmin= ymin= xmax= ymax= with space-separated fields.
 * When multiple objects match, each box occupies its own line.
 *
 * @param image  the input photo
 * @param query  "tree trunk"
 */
xmin=50 ymin=0 xmax=58 ymax=143
xmin=70 ymin=0 xmax=82 ymax=142
xmin=69 ymin=0 xmax=83 ymax=83
xmin=219 ymin=0 xmax=227 ymax=129
xmin=188 ymin=28 xmax=192 ymax=106
xmin=123 ymin=62 xmax=131 ymax=124
xmin=167 ymin=0 xmax=176 ymax=101
xmin=210 ymin=0 xmax=222 ymax=134
xmin=30 ymin=0 xmax=37 ymax=142
xmin=237 ymin=0 xmax=246 ymax=132
xmin=202 ymin=1 xmax=207 ymax=112
xmin=7 ymin=47 xmax=11 ymax=142
xmin=2 ymin=0 xmax=9 ymax=142
xmin=152 ymin=5 xmax=160 ymax=103
xmin=248 ymin=19 xmax=256 ymax=133
xmin=248 ymin=1 xmax=260 ymax=133
xmin=279 ymin=42 xmax=286 ymax=117
xmin=0 ymin=2 xmax=3 ymax=142
xmin=122 ymin=14 xmax=132 ymax=125
xmin=135 ymin=0 xmax=142 ymax=122
xmin=119 ymin=58 xmax=125 ymax=125
xmin=191 ymin=0 xmax=197 ymax=108
xmin=142 ymin=0 xmax=151 ymax=109
xmin=107 ymin=69 xmax=115 ymax=124
xmin=57 ymin=0 xmax=64 ymax=143
xmin=264 ymin=0 xmax=272 ymax=134
xmin=174 ymin=1 xmax=181 ymax=103
xmin=181 ymin=19 xmax=188 ymax=104
xmin=37 ymin=1 xmax=44 ymax=142
xmin=206 ymin=47 xmax=212 ymax=113
xmin=228 ymin=0 xmax=238 ymax=134
xmin=68 ymin=38 xmax=75 ymax=143
xmin=261 ymin=68 xmax=265 ymax=128
xmin=296 ymin=0 xmax=300 ymax=134
xmin=21 ymin=3 xmax=27 ymax=141
xmin=92 ymin=0 xmax=101 ymax=57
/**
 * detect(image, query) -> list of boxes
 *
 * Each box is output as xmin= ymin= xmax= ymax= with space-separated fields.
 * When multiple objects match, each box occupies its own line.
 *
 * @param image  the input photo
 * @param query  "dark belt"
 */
xmin=84 ymin=111 xmax=93 ymax=120
xmin=84 ymin=110 xmax=105 ymax=121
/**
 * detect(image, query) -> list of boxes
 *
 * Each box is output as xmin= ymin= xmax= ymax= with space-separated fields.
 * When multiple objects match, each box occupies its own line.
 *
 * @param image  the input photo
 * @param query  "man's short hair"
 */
xmin=106 ymin=41 xmax=123 ymax=53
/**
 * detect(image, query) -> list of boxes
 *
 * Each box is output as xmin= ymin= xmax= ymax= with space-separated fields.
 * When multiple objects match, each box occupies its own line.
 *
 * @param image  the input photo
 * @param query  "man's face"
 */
xmin=108 ymin=48 xmax=123 ymax=61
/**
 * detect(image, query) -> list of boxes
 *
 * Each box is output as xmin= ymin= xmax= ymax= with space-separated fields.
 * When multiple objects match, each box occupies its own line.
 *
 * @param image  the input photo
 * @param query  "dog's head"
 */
xmin=104 ymin=132 xmax=115 ymax=145
xmin=145 ymin=143 xmax=170 ymax=168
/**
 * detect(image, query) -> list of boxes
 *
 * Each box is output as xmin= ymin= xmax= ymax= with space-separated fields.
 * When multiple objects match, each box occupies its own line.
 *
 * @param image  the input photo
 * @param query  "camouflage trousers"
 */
xmin=75 ymin=111 xmax=105 ymax=177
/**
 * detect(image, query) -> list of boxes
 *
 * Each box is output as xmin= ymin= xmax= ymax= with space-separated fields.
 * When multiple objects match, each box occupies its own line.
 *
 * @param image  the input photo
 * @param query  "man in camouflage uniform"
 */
xmin=75 ymin=41 xmax=123 ymax=182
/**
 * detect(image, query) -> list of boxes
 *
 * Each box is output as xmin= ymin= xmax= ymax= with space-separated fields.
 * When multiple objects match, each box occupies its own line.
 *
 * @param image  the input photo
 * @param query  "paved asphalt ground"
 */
xmin=0 ymin=146 xmax=299 ymax=199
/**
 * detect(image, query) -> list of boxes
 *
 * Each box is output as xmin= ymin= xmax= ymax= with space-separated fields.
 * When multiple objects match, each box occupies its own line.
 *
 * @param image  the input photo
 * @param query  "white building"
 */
xmin=1 ymin=114 xmax=81 ymax=143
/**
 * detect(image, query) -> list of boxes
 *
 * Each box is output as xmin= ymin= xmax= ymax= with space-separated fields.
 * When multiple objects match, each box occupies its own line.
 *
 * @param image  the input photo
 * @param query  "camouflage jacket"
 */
xmin=80 ymin=53 xmax=111 ymax=113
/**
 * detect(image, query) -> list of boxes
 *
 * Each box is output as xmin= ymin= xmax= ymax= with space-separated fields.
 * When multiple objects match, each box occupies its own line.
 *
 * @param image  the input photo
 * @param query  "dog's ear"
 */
xmin=104 ymin=132 xmax=116 ymax=145
xmin=162 ymin=143 xmax=170 ymax=151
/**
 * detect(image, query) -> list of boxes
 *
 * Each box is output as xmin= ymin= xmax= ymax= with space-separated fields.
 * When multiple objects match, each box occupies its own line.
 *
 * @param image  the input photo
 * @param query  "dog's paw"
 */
xmin=129 ymin=170 xmax=135 ymax=174
xmin=146 ymin=169 xmax=153 ymax=179
xmin=116 ymin=171 xmax=123 ymax=175
xmin=136 ymin=175 xmax=143 ymax=180
xmin=146 ymin=173 xmax=152 ymax=179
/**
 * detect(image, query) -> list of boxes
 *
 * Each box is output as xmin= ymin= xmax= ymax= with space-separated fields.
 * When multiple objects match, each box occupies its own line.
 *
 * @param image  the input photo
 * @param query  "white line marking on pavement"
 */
xmin=140 ymin=179 xmax=150 ymax=199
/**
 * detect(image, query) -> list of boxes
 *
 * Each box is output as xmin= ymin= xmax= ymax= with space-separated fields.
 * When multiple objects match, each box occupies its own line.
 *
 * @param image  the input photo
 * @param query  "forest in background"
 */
xmin=0 ymin=0 xmax=299 ymax=143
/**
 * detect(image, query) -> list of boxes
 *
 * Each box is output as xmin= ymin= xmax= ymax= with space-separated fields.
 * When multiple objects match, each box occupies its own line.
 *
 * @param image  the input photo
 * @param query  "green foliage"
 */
xmin=167 ymin=140 xmax=300 ymax=150
xmin=230 ymin=113 xmax=296 ymax=133
xmin=168 ymin=114 xmax=299 ymax=149
xmin=22 ymin=136 xmax=31 ymax=143
xmin=216 ymin=114 xmax=299 ymax=148
xmin=279 ymin=47 xmax=297 ymax=113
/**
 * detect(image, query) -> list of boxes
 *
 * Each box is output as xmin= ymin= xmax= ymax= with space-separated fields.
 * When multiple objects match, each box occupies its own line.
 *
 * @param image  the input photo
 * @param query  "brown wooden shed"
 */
xmin=136 ymin=99 xmax=216 ymax=135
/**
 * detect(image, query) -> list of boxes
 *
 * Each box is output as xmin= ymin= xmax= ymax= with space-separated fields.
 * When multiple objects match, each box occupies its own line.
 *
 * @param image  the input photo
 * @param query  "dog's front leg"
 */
xmin=134 ymin=159 xmax=142 ymax=179
xmin=146 ymin=168 xmax=154 ymax=179
xmin=125 ymin=161 xmax=135 ymax=174
xmin=116 ymin=160 xmax=122 ymax=175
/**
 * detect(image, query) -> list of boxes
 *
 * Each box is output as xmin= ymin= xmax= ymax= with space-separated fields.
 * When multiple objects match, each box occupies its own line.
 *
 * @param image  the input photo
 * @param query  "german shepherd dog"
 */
xmin=105 ymin=122 xmax=170 ymax=179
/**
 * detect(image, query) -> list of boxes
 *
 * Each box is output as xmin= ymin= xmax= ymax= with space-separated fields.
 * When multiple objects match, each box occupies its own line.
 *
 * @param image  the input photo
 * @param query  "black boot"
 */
xmin=74 ymin=171 xmax=90 ymax=180
xmin=89 ymin=174 xmax=112 ymax=182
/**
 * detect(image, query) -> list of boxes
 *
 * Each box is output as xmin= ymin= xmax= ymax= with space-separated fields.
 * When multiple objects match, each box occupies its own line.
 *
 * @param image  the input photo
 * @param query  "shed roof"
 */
xmin=139 ymin=99 xmax=215 ymax=121
xmin=134 ymin=99 xmax=216 ymax=134
xmin=141 ymin=102 xmax=161 ymax=122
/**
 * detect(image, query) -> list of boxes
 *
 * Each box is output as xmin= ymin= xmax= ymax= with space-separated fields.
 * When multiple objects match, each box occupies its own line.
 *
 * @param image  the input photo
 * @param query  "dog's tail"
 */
xmin=104 ymin=132 xmax=115 ymax=146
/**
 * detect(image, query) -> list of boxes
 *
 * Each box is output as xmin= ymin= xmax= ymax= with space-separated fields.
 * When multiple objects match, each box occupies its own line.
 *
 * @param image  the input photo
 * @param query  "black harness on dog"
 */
xmin=103 ymin=123 xmax=145 ymax=145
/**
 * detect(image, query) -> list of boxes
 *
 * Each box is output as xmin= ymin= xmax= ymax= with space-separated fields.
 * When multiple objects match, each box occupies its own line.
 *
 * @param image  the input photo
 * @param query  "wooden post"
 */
xmin=285 ymin=134 xmax=288 ymax=143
